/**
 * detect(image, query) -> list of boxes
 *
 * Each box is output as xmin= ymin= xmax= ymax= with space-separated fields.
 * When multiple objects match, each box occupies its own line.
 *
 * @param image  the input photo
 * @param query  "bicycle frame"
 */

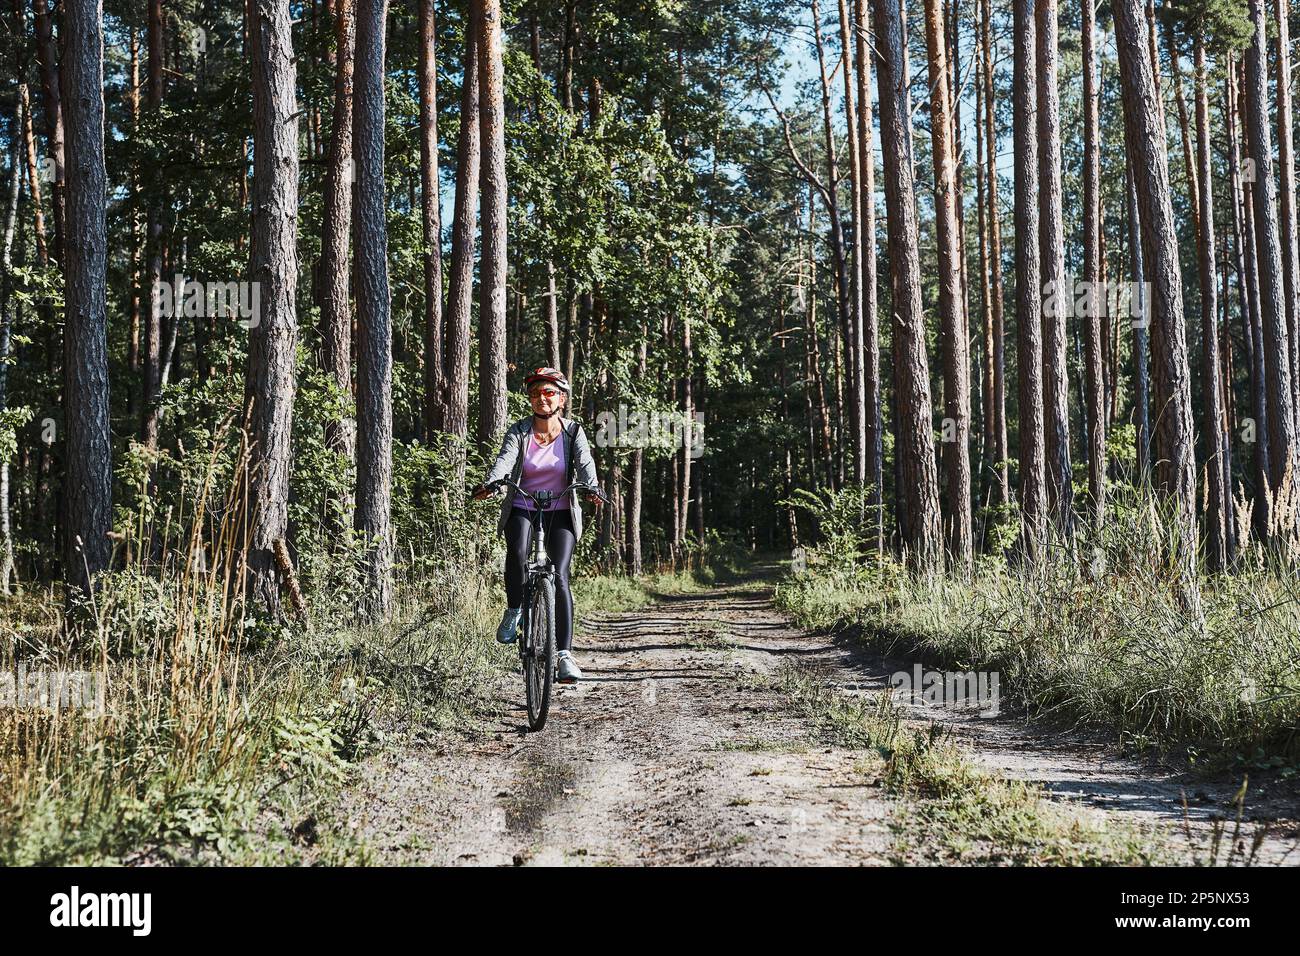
xmin=479 ymin=477 xmax=607 ymax=728
xmin=491 ymin=478 xmax=596 ymax=656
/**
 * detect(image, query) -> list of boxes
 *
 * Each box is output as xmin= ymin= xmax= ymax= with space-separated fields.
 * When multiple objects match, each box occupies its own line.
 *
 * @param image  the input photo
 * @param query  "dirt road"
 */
xmin=340 ymin=568 xmax=1299 ymax=866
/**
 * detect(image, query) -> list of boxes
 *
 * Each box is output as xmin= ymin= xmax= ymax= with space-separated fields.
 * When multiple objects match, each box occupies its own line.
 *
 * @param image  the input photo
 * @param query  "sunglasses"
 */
xmin=530 ymin=387 xmax=561 ymax=399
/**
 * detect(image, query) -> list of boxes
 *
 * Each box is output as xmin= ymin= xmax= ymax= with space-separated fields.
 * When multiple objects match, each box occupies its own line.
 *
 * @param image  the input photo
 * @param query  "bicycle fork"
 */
xmin=520 ymin=510 xmax=552 ymax=664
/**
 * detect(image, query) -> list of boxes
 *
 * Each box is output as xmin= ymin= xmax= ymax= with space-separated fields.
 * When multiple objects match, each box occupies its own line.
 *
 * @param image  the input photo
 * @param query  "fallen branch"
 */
xmin=273 ymin=537 xmax=308 ymax=624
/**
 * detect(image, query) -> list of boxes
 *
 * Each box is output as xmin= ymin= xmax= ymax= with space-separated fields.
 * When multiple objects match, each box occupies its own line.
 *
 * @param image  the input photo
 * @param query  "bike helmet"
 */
xmin=523 ymin=366 xmax=571 ymax=394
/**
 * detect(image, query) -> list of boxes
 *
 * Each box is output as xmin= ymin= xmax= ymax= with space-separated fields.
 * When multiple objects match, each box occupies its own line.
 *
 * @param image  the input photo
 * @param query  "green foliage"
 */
xmin=778 ymin=483 xmax=1300 ymax=762
xmin=0 ymin=405 xmax=33 ymax=463
xmin=782 ymin=484 xmax=880 ymax=575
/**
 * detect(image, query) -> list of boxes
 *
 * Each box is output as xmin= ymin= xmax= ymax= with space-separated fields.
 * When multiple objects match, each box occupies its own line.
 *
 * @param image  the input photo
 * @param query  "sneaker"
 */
xmin=496 ymin=607 xmax=522 ymax=644
xmin=556 ymin=650 xmax=582 ymax=683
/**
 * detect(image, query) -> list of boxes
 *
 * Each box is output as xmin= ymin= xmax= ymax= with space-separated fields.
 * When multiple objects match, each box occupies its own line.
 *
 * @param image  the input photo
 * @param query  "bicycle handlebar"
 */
xmin=483 ymin=477 xmax=608 ymax=509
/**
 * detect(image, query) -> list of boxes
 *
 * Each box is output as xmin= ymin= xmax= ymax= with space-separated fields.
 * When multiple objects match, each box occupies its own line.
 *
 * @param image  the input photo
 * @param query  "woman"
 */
xmin=472 ymin=367 xmax=602 ymax=683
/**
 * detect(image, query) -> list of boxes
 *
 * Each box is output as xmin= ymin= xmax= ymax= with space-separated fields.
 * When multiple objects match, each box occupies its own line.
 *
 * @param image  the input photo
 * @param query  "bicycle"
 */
xmin=483 ymin=477 xmax=607 ymax=731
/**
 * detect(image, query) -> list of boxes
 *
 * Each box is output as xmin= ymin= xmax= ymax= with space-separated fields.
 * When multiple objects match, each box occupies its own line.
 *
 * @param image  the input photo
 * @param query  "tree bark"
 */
xmin=352 ymin=0 xmax=394 ymax=613
xmin=318 ymin=0 xmax=355 ymax=519
xmin=1014 ymin=0 xmax=1046 ymax=555
xmin=1037 ymin=0 xmax=1072 ymax=534
xmin=246 ymin=0 xmax=301 ymax=616
xmin=476 ymin=0 xmax=508 ymax=447
xmin=420 ymin=0 xmax=446 ymax=439
xmin=626 ymin=326 xmax=647 ymax=574
xmin=31 ymin=0 xmax=64 ymax=264
xmin=1114 ymin=0 xmax=1197 ymax=570
xmin=1082 ymin=0 xmax=1105 ymax=530
xmin=923 ymin=0 xmax=971 ymax=569
xmin=444 ymin=7 xmax=479 ymax=454
xmin=141 ymin=0 xmax=165 ymax=448
xmin=854 ymin=0 xmax=883 ymax=548
xmin=981 ymin=0 xmax=1008 ymax=509
xmin=18 ymin=85 xmax=48 ymax=267
xmin=809 ymin=0 xmax=858 ymax=489
xmin=871 ymin=0 xmax=941 ymax=565
xmin=835 ymin=0 xmax=867 ymax=491
xmin=1276 ymin=0 xmax=1300 ymax=429
xmin=1125 ymin=155 xmax=1152 ymax=480
xmin=1231 ymin=57 xmax=1271 ymax=536
xmin=974 ymin=34 xmax=990 ymax=511
xmin=1194 ymin=33 xmax=1227 ymax=570
xmin=61 ymin=0 xmax=111 ymax=598
xmin=1244 ymin=0 xmax=1298 ymax=493
xmin=677 ymin=311 xmax=693 ymax=560
xmin=1 ymin=104 xmax=21 ymax=593
xmin=1164 ymin=18 xmax=1200 ymax=241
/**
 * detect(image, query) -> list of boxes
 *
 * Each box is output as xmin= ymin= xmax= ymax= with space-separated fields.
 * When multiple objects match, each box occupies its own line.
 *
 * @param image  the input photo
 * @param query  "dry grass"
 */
xmin=777 ymin=486 xmax=1300 ymax=764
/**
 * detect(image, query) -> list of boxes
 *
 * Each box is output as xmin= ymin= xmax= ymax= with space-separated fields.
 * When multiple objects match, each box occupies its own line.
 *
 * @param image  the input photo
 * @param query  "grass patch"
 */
xmin=775 ymin=664 xmax=1176 ymax=865
xmin=775 ymin=550 xmax=1300 ymax=765
xmin=713 ymin=737 xmax=807 ymax=754
xmin=0 ymin=532 xmax=735 ymax=866
xmin=0 ymin=550 xmax=511 ymax=865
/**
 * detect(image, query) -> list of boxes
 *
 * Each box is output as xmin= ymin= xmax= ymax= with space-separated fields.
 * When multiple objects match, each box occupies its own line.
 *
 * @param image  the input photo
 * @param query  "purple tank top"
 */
xmin=513 ymin=431 xmax=570 ymax=511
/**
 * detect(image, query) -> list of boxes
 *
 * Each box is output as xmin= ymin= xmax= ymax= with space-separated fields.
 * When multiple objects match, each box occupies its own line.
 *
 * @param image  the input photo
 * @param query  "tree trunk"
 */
xmin=352 ymin=0 xmax=393 ymax=613
xmin=835 ymin=0 xmax=866 ymax=490
xmin=975 ymin=36 xmax=993 ymax=528
xmin=923 ymin=0 xmax=971 ymax=569
xmin=1194 ymin=33 xmax=1226 ymax=570
xmin=980 ymin=0 xmax=1008 ymax=509
xmin=1082 ymin=0 xmax=1105 ymax=530
xmin=1114 ymin=0 xmax=1198 ymax=570
xmin=1164 ymin=18 xmax=1200 ymax=241
xmin=854 ymin=0 xmax=883 ymax=548
xmin=806 ymin=194 xmax=836 ymax=489
xmin=318 ymin=0 xmax=355 ymax=522
xmin=18 ymin=85 xmax=48 ymax=267
xmin=1037 ymin=0 xmax=1072 ymax=534
xmin=61 ymin=0 xmax=111 ymax=598
xmin=626 ymin=326 xmax=647 ymax=575
xmin=2 ymin=100 xmax=22 ymax=593
xmin=1231 ymin=57 xmax=1271 ymax=537
xmin=871 ymin=0 xmax=941 ymax=565
xmin=1277 ymin=0 xmax=1300 ymax=429
xmin=677 ymin=311 xmax=693 ymax=559
xmin=809 ymin=0 xmax=856 ymax=489
xmin=246 ymin=0 xmax=301 ymax=616
xmin=476 ymin=0 xmax=508 ymax=447
xmin=444 ymin=7 xmax=479 ymax=464
xmin=1125 ymin=155 xmax=1152 ymax=480
xmin=1014 ymin=0 xmax=1046 ymax=555
xmin=32 ymin=0 xmax=64 ymax=264
xmin=420 ymin=0 xmax=446 ymax=439
xmin=141 ymin=0 xmax=165 ymax=449
xmin=1245 ymin=0 xmax=1298 ymax=494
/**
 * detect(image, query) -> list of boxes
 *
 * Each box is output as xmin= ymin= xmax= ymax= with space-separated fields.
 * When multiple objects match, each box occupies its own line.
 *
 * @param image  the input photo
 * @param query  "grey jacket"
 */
xmin=483 ymin=416 xmax=600 ymax=540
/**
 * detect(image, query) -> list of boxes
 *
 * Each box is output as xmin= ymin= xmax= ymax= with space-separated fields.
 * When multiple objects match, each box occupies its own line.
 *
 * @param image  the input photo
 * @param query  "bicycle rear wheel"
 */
xmin=524 ymin=575 xmax=556 ymax=730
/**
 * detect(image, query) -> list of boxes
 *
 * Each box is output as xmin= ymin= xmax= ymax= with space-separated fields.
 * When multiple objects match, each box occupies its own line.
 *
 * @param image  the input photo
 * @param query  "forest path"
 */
xmin=340 ymin=563 xmax=1299 ymax=866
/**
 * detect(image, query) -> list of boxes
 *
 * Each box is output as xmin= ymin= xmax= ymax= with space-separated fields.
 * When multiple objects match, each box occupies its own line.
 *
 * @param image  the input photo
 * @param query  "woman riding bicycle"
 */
xmin=471 ymin=367 xmax=602 ymax=683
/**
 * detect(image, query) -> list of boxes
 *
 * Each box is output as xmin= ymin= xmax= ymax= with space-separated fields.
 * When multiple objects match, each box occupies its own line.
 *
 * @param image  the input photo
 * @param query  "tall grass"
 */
xmin=777 ymin=664 xmax=1170 ymax=864
xmin=0 ymin=439 xmax=509 ymax=865
xmin=777 ymin=485 xmax=1300 ymax=762
xmin=0 ymin=426 xmax=740 ymax=864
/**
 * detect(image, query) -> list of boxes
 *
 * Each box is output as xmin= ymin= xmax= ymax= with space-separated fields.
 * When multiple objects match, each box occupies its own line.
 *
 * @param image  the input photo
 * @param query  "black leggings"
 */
xmin=504 ymin=506 xmax=576 ymax=651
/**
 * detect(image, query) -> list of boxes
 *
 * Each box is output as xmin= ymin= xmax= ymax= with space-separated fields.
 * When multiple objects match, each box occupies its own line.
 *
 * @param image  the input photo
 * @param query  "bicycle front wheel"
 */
xmin=524 ymin=575 xmax=556 ymax=730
